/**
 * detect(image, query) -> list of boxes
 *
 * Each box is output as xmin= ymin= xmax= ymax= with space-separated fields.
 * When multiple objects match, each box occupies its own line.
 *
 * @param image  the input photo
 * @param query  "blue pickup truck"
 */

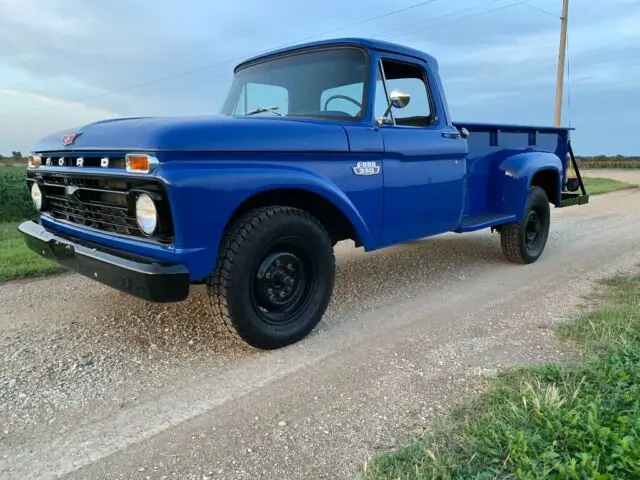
xmin=20 ymin=37 xmax=588 ymax=349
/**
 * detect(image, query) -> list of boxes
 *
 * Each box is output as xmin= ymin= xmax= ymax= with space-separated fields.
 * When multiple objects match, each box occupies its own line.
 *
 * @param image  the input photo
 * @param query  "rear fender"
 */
xmin=493 ymin=151 xmax=562 ymax=220
xmin=158 ymin=164 xmax=373 ymax=281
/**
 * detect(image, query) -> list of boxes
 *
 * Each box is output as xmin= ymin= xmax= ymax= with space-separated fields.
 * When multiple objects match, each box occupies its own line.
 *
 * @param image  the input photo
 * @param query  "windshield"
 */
xmin=221 ymin=47 xmax=368 ymax=120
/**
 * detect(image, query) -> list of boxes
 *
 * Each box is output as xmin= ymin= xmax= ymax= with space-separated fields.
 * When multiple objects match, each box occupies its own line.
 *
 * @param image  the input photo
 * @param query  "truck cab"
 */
xmin=20 ymin=37 xmax=588 ymax=350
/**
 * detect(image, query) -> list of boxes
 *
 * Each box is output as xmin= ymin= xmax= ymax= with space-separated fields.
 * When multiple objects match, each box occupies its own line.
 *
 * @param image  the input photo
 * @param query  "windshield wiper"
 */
xmin=245 ymin=106 xmax=284 ymax=116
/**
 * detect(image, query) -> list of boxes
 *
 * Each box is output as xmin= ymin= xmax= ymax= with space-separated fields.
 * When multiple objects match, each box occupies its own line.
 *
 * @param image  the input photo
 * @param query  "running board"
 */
xmin=455 ymin=214 xmax=516 ymax=233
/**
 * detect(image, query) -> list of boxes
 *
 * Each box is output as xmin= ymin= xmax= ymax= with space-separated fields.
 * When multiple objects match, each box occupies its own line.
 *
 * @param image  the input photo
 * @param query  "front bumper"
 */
xmin=18 ymin=221 xmax=190 ymax=303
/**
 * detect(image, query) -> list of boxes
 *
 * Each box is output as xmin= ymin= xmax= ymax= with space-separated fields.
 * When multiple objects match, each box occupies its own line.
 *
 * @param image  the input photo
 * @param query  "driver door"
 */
xmin=376 ymin=55 xmax=467 ymax=246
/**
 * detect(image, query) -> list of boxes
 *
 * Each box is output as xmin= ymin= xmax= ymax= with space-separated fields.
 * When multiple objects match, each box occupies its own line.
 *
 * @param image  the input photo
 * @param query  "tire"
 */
xmin=500 ymin=186 xmax=551 ymax=264
xmin=207 ymin=206 xmax=335 ymax=350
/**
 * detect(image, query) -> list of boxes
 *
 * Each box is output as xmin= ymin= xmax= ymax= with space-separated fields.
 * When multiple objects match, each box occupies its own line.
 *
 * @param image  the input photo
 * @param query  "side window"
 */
xmin=320 ymin=82 xmax=364 ymax=117
xmin=376 ymin=59 xmax=435 ymax=127
xmin=234 ymin=82 xmax=289 ymax=115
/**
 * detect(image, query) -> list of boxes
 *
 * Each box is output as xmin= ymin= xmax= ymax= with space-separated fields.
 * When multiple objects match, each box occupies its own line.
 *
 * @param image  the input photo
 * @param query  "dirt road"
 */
xmin=1 ymin=183 xmax=639 ymax=480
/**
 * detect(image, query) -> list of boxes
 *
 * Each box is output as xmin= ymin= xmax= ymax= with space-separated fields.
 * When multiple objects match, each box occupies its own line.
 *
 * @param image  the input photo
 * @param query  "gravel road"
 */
xmin=1 ymin=178 xmax=639 ymax=480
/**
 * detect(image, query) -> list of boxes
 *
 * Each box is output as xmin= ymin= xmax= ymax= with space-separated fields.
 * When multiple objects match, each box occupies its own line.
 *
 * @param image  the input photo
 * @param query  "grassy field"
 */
xmin=0 ymin=166 xmax=36 ymax=223
xmin=0 ymin=167 xmax=64 ymax=282
xmin=582 ymin=176 xmax=638 ymax=195
xmin=363 ymin=274 xmax=640 ymax=480
xmin=0 ymin=222 xmax=65 ymax=282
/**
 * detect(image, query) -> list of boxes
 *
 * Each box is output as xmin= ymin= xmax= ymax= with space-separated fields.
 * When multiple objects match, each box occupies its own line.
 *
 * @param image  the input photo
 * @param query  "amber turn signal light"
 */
xmin=27 ymin=155 xmax=42 ymax=168
xmin=125 ymin=154 xmax=159 ymax=174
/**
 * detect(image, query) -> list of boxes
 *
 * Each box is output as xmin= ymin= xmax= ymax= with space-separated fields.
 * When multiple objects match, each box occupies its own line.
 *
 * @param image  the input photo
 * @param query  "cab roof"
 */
xmin=234 ymin=37 xmax=439 ymax=73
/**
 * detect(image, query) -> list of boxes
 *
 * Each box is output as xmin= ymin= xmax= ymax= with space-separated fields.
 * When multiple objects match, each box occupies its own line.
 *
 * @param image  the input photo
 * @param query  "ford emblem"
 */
xmin=62 ymin=132 xmax=80 ymax=146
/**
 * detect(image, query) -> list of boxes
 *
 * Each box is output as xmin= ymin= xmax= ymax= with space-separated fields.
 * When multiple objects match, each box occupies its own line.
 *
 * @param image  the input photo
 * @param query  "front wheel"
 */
xmin=500 ymin=186 xmax=551 ymax=264
xmin=208 ymin=206 xmax=335 ymax=350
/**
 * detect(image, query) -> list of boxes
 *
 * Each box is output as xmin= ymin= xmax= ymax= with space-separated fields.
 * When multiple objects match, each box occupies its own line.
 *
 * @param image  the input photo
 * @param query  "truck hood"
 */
xmin=31 ymin=115 xmax=350 ymax=153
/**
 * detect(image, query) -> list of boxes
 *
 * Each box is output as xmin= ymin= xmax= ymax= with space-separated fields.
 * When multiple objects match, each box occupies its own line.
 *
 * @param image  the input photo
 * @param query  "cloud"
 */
xmin=0 ymin=0 xmax=638 ymax=155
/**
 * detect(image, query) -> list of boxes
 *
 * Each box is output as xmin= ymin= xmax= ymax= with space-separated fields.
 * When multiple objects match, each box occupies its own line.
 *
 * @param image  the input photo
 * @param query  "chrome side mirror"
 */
xmin=389 ymin=90 xmax=411 ymax=109
xmin=377 ymin=90 xmax=411 ymax=127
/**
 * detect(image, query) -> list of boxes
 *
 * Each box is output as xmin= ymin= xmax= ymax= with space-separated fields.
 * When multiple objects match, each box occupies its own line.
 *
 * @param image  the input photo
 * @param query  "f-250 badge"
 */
xmin=352 ymin=161 xmax=380 ymax=176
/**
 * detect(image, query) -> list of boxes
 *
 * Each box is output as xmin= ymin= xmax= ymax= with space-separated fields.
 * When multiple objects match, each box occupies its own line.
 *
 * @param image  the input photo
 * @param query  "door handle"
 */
xmin=441 ymin=130 xmax=460 ymax=139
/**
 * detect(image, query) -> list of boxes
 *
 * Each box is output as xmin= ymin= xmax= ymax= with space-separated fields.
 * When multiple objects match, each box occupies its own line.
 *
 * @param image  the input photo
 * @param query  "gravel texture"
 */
xmin=0 ymin=184 xmax=639 ymax=479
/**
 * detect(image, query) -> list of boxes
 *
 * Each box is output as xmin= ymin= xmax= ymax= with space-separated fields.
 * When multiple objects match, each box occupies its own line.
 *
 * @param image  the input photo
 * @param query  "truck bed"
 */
xmin=452 ymin=121 xmax=576 ymax=229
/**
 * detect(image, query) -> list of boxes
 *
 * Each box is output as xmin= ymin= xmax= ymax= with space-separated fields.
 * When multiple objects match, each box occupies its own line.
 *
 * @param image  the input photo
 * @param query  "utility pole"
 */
xmin=554 ymin=0 xmax=570 ymax=127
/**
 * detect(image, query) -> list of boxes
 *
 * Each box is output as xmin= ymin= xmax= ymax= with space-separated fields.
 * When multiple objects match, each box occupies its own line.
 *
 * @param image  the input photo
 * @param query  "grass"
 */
xmin=0 ymin=167 xmax=65 ymax=282
xmin=0 ymin=221 xmax=65 ymax=282
xmin=582 ymin=177 xmax=638 ymax=196
xmin=0 ymin=166 xmax=35 ymax=223
xmin=363 ymin=275 xmax=640 ymax=480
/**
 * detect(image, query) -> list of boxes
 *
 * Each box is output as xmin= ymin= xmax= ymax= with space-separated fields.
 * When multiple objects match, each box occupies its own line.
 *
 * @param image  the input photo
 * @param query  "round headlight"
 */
xmin=31 ymin=183 xmax=43 ymax=211
xmin=135 ymin=193 xmax=157 ymax=235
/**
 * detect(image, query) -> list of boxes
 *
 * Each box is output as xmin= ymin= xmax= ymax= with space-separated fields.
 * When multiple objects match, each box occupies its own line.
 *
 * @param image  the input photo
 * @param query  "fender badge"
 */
xmin=62 ymin=132 xmax=80 ymax=146
xmin=352 ymin=161 xmax=381 ymax=176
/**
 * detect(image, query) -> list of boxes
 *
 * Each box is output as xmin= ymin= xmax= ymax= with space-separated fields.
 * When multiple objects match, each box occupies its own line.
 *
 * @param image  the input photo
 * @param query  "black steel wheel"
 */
xmin=208 ymin=206 xmax=335 ymax=350
xmin=500 ymin=186 xmax=551 ymax=264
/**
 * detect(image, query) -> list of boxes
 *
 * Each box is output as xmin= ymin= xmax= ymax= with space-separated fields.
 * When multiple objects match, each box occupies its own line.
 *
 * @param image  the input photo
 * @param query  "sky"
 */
xmin=0 ymin=0 xmax=638 ymax=156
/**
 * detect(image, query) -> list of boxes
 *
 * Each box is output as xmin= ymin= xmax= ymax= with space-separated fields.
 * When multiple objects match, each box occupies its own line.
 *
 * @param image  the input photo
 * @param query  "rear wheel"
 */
xmin=500 ymin=186 xmax=551 ymax=264
xmin=208 ymin=206 xmax=335 ymax=349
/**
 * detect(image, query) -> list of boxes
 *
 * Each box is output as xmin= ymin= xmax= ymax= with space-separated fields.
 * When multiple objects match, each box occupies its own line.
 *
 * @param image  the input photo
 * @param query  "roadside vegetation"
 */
xmin=0 ymin=166 xmax=65 ymax=282
xmin=583 ymin=177 xmax=637 ymax=195
xmin=363 ymin=274 xmax=640 ymax=480
xmin=577 ymin=155 xmax=640 ymax=169
xmin=0 ymin=221 xmax=65 ymax=282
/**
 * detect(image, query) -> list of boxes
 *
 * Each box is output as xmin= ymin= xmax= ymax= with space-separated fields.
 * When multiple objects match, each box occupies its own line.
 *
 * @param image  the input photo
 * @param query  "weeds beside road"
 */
xmin=364 ymin=274 xmax=640 ymax=480
xmin=0 ymin=167 xmax=65 ymax=281
xmin=0 ymin=222 xmax=65 ymax=282
xmin=582 ymin=176 xmax=637 ymax=195
xmin=0 ymin=167 xmax=638 ymax=283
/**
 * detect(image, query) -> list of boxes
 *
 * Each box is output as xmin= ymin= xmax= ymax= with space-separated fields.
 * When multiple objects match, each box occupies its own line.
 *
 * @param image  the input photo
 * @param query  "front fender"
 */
xmin=157 ymin=163 xmax=374 ymax=281
xmin=495 ymin=151 xmax=562 ymax=220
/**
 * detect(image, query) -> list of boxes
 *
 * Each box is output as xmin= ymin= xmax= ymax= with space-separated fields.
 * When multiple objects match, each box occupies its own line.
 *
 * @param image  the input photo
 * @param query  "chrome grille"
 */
xmin=46 ymin=192 xmax=142 ymax=237
xmin=28 ymin=174 xmax=173 ymax=243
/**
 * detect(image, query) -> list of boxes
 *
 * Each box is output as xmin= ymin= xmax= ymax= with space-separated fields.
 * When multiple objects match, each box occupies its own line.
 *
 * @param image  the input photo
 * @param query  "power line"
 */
xmin=374 ymin=0 xmax=505 ymax=37
xmin=6 ymin=0 xmax=553 ymax=120
xmin=28 ymin=0 xmax=522 ymax=123
xmin=512 ymin=0 xmax=559 ymax=18
xmin=386 ymin=0 xmax=540 ymax=41
xmin=2 ymin=0 xmax=442 ymax=116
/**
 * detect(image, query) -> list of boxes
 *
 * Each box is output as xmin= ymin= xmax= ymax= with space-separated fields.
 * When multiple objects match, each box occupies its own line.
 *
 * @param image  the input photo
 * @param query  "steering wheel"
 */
xmin=323 ymin=94 xmax=362 ymax=112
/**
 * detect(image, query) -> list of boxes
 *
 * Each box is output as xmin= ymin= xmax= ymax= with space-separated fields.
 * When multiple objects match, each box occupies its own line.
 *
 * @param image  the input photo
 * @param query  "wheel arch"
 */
xmin=497 ymin=151 xmax=562 ymax=218
xmin=225 ymin=187 xmax=367 ymax=248
xmin=530 ymin=167 xmax=561 ymax=206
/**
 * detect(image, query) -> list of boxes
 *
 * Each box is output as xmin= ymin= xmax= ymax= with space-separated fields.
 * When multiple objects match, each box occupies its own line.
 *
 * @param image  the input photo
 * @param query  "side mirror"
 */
xmin=377 ymin=90 xmax=411 ymax=127
xmin=389 ymin=90 xmax=411 ymax=109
